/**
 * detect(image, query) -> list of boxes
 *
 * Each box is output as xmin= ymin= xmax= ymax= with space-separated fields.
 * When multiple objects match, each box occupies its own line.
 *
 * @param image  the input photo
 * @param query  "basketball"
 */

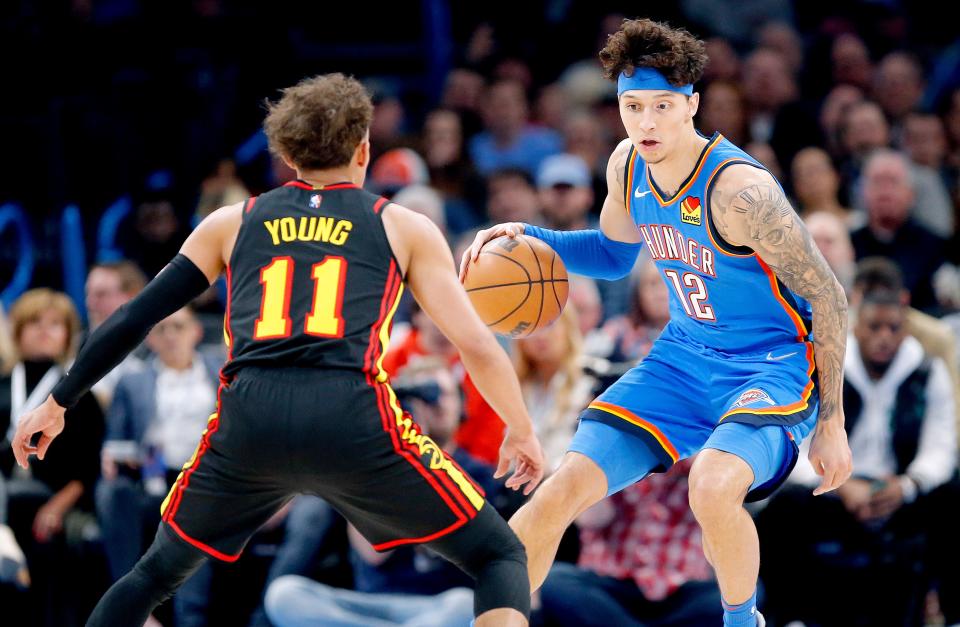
xmin=463 ymin=235 xmax=569 ymax=338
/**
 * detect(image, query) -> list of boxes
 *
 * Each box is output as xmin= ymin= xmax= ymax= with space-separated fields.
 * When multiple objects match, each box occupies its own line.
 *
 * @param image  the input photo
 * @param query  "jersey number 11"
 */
xmin=253 ymin=256 xmax=348 ymax=340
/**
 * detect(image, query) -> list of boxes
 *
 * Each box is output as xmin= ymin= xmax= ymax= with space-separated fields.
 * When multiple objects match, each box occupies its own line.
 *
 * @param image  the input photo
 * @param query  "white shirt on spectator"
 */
xmin=791 ymin=335 xmax=957 ymax=493
xmin=145 ymin=358 xmax=216 ymax=469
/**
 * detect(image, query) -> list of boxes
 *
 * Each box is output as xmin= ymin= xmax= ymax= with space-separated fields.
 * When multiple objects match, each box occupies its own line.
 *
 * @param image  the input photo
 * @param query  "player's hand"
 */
xmin=11 ymin=395 xmax=66 ymax=469
xmin=495 ymin=427 xmax=544 ymax=496
xmin=458 ymin=222 xmax=526 ymax=283
xmin=32 ymin=500 xmax=66 ymax=543
xmin=808 ymin=418 xmax=853 ymax=496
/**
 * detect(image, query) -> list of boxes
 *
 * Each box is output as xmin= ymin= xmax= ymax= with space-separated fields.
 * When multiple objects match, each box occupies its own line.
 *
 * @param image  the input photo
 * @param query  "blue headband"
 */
xmin=617 ymin=67 xmax=693 ymax=96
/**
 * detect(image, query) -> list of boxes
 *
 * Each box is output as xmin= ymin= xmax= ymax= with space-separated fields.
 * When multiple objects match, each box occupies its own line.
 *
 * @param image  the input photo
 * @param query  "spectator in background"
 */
xmin=368 ymin=148 xmax=429 ymax=199
xmin=194 ymin=159 xmax=249 ymax=222
xmin=757 ymin=21 xmax=804 ymax=75
xmin=791 ymin=147 xmax=851 ymax=221
xmin=562 ymin=110 xmax=611 ymax=199
xmin=485 ymin=168 xmax=542 ymax=225
xmin=601 ymin=257 xmax=671 ymax=364
xmin=440 ymin=68 xmax=485 ymax=138
xmin=819 ymin=84 xmax=864 ymax=159
xmin=805 ymin=211 xmax=856 ymax=293
xmin=850 ymin=149 xmax=948 ymax=310
xmin=514 ymin=306 xmax=595 ymax=472
xmin=391 ymin=185 xmax=446 ymax=236
xmin=761 ymin=286 xmax=959 ymax=626
xmin=537 ymin=153 xmax=594 ymax=232
xmin=873 ymin=52 xmax=926 ymax=143
xmin=742 ymin=46 xmax=822 ymax=170
xmin=903 ymin=112 xmax=958 ymax=217
xmin=850 ymin=258 xmax=960 ymax=447
xmin=842 ymin=102 xmax=953 ymax=236
xmin=468 ymin=79 xmax=563 ymax=177
xmin=0 ymin=289 xmax=104 ymax=627
xmin=126 ymin=193 xmax=188 ymax=278
xmin=265 ymin=362 xmax=506 ymax=627
xmin=697 ymin=80 xmax=748 ymax=147
xmin=84 ymin=261 xmax=148 ymax=408
xmin=702 ymin=37 xmax=740 ymax=84
xmin=831 ymin=33 xmax=874 ymax=92
xmin=367 ymin=89 xmax=408 ymax=160
xmin=420 ymin=108 xmax=484 ymax=233
xmin=95 ymin=306 xmax=220 ymax=626
xmin=535 ymin=83 xmax=570 ymax=132
xmin=568 ymin=276 xmax=608 ymax=357
xmin=540 ymin=459 xmax=722 ymax=627
xmin=744 ymin=141 xmax=783 ymax=181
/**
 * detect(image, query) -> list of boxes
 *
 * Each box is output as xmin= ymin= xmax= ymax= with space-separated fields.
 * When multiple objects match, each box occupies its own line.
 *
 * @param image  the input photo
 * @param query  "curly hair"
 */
xmin=599 ymin=18 xmax=707 ymax=87
xmin=264 ymin=73 xmax=373 ymax=170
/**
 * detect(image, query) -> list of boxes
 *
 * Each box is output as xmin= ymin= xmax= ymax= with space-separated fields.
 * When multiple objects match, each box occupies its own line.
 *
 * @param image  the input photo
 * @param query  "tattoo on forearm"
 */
xmin=714 ymin=180 xmax=848 ymax=420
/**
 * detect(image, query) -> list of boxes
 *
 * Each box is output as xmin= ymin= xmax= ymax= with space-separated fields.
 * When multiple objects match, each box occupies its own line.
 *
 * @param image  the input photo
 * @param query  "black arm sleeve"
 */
xmin=51 ymin=254 xmax=212 ymax=408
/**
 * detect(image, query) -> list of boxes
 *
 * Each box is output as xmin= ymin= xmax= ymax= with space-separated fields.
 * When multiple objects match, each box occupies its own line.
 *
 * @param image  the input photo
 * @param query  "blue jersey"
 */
xmin=625 ymin=132 xmax=813 ymax=353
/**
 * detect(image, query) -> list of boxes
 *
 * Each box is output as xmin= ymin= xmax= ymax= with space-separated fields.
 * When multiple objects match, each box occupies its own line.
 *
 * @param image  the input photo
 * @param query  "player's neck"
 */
xmin=296 ymin=166 xmax=359 ymax=188
xmin=646 ymin=130 xmax=709 ymax=196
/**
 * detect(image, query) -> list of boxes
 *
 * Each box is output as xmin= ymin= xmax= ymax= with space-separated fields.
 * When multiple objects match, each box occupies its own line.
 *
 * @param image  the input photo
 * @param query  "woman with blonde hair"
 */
xmin=0 ymin=289 xmax=104 ymax=625
xmin=514 ymin=306 xmax=596 ymax=473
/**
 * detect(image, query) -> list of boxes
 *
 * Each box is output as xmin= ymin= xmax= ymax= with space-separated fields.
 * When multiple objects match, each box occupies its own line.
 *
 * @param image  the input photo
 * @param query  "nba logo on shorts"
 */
xmin=310 ymin=194 xmax=322 ymax=209
xmin=731 ymin=388 xmax=775 ymax=409
xmin=681 ymin=196 xmax=701 ymax=226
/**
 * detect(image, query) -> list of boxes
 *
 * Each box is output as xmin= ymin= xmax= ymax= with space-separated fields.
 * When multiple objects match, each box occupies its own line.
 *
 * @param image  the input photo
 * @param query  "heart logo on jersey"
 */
xmin=680 ymin=196 xmax=701 ymax=226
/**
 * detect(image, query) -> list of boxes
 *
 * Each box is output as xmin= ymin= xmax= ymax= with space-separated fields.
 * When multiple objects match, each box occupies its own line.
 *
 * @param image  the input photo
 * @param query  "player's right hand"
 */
xmin=11 ymin=395 xmax=66 ymax=469
xmin=458 ymin=222 xmax=526 ymax=283
xmin=496 ymin=427 xmax=545 ymax=496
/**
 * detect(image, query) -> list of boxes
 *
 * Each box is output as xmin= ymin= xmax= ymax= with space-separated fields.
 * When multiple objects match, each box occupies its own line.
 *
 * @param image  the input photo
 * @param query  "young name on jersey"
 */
xmin=263 ymin=216 xmax=354 ymax=246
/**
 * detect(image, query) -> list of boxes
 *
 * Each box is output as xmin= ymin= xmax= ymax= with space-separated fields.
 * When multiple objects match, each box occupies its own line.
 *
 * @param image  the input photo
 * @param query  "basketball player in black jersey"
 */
xmin=11 ymin=74 xmax=544 ymax=627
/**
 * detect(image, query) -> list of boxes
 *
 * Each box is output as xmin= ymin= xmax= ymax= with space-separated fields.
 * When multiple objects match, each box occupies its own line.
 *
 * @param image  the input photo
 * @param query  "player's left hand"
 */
xmin=496 ymin=428 xmax=545 ymax=496
xmin=11 ymin=395 xmax=66 ymax=470
xmin=808 ymin=417 xmax=853 ymax=496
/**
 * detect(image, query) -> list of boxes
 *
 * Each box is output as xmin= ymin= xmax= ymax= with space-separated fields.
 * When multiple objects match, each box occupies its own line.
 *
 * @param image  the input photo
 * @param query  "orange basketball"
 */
xmin=463 ymin=235 xmax=569 ymax=338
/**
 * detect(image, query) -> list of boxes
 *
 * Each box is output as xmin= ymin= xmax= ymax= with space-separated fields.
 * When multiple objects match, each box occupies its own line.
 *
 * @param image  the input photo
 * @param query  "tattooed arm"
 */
xmin=710 ymin=164 xmax=853 ymax=496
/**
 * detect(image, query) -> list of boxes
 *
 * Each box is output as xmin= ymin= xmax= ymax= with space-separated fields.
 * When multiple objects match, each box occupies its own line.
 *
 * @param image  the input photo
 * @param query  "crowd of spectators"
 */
xmin=3 ymin=2 xmax=960 ymax=626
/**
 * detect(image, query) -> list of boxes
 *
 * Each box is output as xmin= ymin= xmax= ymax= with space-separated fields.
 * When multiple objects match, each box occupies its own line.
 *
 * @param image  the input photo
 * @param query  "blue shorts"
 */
xmin=570 ymin=325 xmax=819 ymax=501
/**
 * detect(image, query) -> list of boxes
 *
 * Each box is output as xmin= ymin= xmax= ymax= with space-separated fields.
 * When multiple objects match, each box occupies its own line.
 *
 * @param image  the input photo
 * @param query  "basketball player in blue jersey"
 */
xmin=461 ymin=19 xmax=852 ymax=626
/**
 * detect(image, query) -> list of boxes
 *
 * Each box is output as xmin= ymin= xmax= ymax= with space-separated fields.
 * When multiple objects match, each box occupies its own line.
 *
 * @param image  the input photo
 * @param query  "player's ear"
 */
xmin=280 ymin=153 xmax=297 ymax=172
xmin=687 ymin=93 xmax=700 ymax=120
xmin=355 ymin=137 xmax=371 ymax=169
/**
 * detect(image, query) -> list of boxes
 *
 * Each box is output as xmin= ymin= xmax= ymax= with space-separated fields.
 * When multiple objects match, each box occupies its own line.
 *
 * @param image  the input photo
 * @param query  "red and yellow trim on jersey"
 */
xmin=720 ymin=341 xmax=817 ymax=421
xmin=646 ymin=133 xmax=723 ymax=207
xmin=362 ymin=262 xmax=484 ymax=551
xmin=756 ymin=256 xmax=809 ymax=341
xmin=587 ymin=400 xmax=679 ymax=464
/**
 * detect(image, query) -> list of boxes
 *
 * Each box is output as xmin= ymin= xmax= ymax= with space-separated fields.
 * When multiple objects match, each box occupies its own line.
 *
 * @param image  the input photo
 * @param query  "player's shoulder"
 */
xmin=709 ymin=161 xmax=780 ymax=198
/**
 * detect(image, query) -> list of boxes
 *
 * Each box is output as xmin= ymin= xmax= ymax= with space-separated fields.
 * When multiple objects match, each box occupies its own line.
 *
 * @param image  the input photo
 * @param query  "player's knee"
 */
xmin=265 ymin=575 xmax=320 ymax=625
xmin=527 ymin=453 xmax=605 ymax=520
xmin=472 ymin=531 xmax=529 ymax=617
xmin=688 ymin=452 xmax=752 ymax=523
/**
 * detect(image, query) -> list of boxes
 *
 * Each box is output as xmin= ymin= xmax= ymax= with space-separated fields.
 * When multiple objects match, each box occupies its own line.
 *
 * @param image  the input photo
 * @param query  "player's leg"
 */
xmin=511 ymin=341 xmax=714 ymax=591
xmin=86 ymin=525 xmax=206 ymax=627
xmin=691 ymin=416 xmax=817 ymax=626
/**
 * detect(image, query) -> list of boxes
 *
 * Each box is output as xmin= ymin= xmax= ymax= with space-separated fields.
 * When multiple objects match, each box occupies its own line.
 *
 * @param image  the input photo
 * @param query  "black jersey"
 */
xmin=220 ymin=181 xmax=404 ymax=381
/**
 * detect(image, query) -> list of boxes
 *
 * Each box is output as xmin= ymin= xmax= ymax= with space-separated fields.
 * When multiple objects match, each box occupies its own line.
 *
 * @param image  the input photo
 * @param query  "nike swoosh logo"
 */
xmin=766 ymin=351 xmax=798 ymax=361
xmin=635 ymin=188 xmax=652 ymax=198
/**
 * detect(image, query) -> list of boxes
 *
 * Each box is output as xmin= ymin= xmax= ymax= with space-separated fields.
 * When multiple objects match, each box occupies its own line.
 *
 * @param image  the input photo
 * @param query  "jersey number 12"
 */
xmin=664 ymin=269 xmax=716 ymax=321
xmin=253 ymin=256 xmax=347 ymax=339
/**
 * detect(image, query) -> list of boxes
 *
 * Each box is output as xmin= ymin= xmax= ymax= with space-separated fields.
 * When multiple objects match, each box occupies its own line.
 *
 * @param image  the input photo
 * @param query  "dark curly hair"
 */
xmin=264 ymin=73 xmax=373 ymax=170
xmin=599 ymin=18 xmax=707 ymax=87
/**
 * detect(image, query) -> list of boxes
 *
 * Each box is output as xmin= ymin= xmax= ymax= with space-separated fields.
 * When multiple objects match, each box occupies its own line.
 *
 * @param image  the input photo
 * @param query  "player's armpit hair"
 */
xmin=52 ymin=254 xmax=211 ymax=409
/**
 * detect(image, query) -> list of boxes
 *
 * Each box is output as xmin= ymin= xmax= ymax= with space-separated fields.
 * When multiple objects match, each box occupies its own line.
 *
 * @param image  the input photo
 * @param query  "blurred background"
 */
xmin=1 ymin=1 xmax=960 ymax=626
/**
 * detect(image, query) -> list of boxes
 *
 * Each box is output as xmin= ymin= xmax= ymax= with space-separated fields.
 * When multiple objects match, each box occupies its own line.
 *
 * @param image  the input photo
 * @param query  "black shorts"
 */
xmin=159 ymin=367 xmax=488 ymax=561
